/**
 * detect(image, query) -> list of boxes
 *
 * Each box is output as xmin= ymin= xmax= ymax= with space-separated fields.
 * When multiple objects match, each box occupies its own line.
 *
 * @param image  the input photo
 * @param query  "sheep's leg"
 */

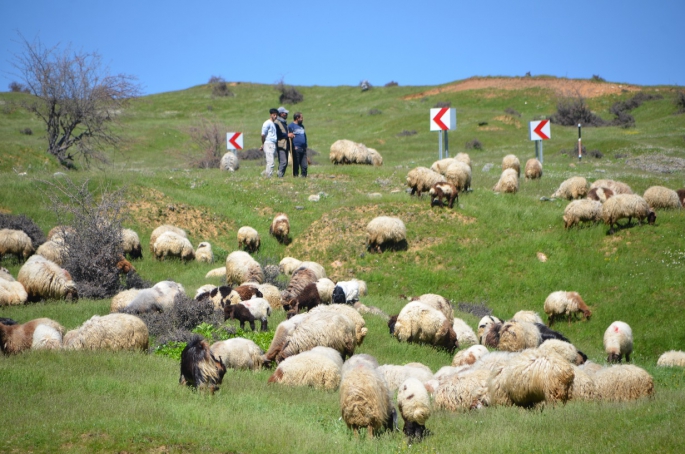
xmin=626 ymin=353 xmax=631 ymax=363
xmin=261 ymin=319 xmax=268 ymax=332
xmin=249 ymin=320 xmax=256 ymax=331
xmin=548 ymin=315 xmax=554 ymax=327
xmin=353 ymin=427 xmax=359 ymax=439
xmin=367 ymin=426 xmax=374 ymax=440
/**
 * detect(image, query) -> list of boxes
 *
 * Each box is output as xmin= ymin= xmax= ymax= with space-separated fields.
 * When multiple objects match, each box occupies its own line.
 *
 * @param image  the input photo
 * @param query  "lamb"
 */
xmin=656 ymin=350 xmax=685 ymax=367
xmin=497 ymin=320 xmax=542 ymax=352
xmin=225 ymin=250 xmax=264 ymax=285
xmin=35 ymin=238 xmax=67 ymax=265
xmin=339 ymin=354 xmax=396 ymax=439
xmin=0 ymin=276 xmax=28 ymax=306
xmin=17 ymin=255 xmax=78 ymax=302
xmin=377 ymin=363 xmax=434 ymax=392
xmin=451 ymin=318 xmax=478 ymax=347
xmin=279 ymin=257 xmax=302 ymax=276
xmin=524 ymin=158 xmax=542 ymax=180
xmin=276 ymin=311 xmax=358 ymax=362
xmin=593 ymin=364 xmax=654 ymax=401
xmin=210 ymin=337 xmax=264 ymax=370
xmin=1 ymin=317 xmax=65 ymax=354
xmin=116 ymin=254 xmax=135 ymax=274
xmin=153 ymin=231 xmax=195 ymax=261
xmin=429 ymin=182 xmax=459 ymax=208
xmin=492 ymin=168 xmax=519 ymax=194
xmin=309 ymin=304 xmax=368 ymax=345
xmin=602 ymin=193 xmax=656 ymax=234
xmin=406 ymin=167 xmax=446 ymax=197
xmin=268 ymin=347 xmax=343 ymax=390
xmin=195 ymin=241 xmax=213 ymax=263
xmin=501 ymin=154 xmax=521 ymax=177
xmin=281 ymin=266 xmax=318 ymax=303
xmin=587 ymin=186 xmax=614 ymax=203
xmin=219 ymin=151 xmax=240 ymax=171
xmin=0 ymin=267 xmax=14 ymax=281
xmin=179 ymin=335 xmax=226 ymax=393
xmin=393 ymin=301 xmax=458 ymax=352
xmin=452 ymin=344 xmax=489 ymax=367
xmin=445 ymin=161 xmax=472 ymax=192
xmin=149 ymin=225 xmax=186 ymax=253
xmin=397 ymin=377 xmax=432 ymax=440
xmin=0 ymin=228 xmax=34 ymax=261
xmin=269 ymin=213 xmax=290 ymax=244
xmin=511 ymin=310 xmax=543 ymax=325
xmin=366 ymin=216 xmax=407 ymax=253
xmin=411 ymin=293 xmax=453 ymax=321
xmin=331 ymin=280 xmax=360 ymax=304
xmin=284 ymin=282 xmax=321 ymax=315
xmin=543 ymin=290 xmax=591 ymax=326
xmin=590 ymin=179 xmax=633 ymax=195
xmin=121 ymin=228 xmax=143 ymax=259
xmin=563 ymin=199 xmax=603 ymax=229
xmin=224 ymin=303 xmax=256 ymax=331
xmin=603 ymin=320 xmax=633 ymax=363
xmin=237 ymin=297 xmax=272 ymax=331
xmin=316 ymin=278 xmax=336 ymax=304
xmin=63 ymin=313 xmax=149 ymax=351
xmin=552 ymin=176 xmax=588 ymax=200
xmin=643 ymin=185 xmax=682 ymax=209
xmin=121 ymin=280 xmax=185 ymax=313
xmin=237 ymin=226 xmax=260 ymax=253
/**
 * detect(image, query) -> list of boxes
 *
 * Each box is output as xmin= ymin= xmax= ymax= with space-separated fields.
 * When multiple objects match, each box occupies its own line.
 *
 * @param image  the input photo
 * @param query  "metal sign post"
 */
xmin=430 ymin=108 xmax=456 ymax=159
xmin=577 ymin=124 xmax=582 ymax=162
xmin=529 ymin=120 xmax=550 ymax=163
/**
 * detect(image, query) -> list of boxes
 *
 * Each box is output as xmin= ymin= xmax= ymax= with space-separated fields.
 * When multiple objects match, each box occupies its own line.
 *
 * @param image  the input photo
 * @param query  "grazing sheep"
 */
xmin=263 ymin=313 xmax=311 ymax=364
xmin=256 ymin=283 xmax=282 ymax=310
xmin=277 ymin=311 xmax=358 ymax=362
xmin=226 ymin=284 xmax=263 ymax=305
xmin=511 ymin=310 xmax=544 ymax=325
xmin=604 ymin=321 xmax=633 ymax=363
xmin=339 ymin=354 xmax=396 ymax=439
xmin=393 ymin=301 xmax=458 ymax=352
xmin=552 ymin=176 xmax=588 ymax=200
xmin=643 ymin=185 xmax=681 ymax=209
xmin=153 ymin=231 xmax=195 ymax=261
xmin=445 ymin=161 xmax=472 ymax=192
xmin=497 ymin=321 xmax=542 ymax=352
xmin=268 ymin=347 xmax=343 ymax=390
xmin=0 ymin=228 xmax=34 ymax=261
xmin=587 ymin=187 xmax=615 ymax=203
xmin=196 ymin=285 xmax=231 ymax=310
xmin=594 ymin=365 xmax=654 ymax=401
xmin=493 ymin=168 xmax=519 ymax=194
xmin=451 ymin=318 xmax=478 ymax=347
xmin=429 ymin=182 xmax=459 ymax=209
xmin=63 ymin=313 xmax=149 ymax=351
xmin=398 ymin=377 xmax=432 ymax=440
xmin=543 ymin=291 xmax=591 ymax=326
xmin=377 ymin=364 xmax=434 ymax=392
xmin=122 ymin=280 xmax=185 ymax=313
xmin=329 ymin=139 xmax=365 ymax=165
xmin=455 ymin=152 xmax=472 ymax=168
xmin=354 ymin=301 xmax=390 ymax=321
xmin=279 ymin=257 xmax=302 ymax=276
xmin=568 ymin=365 xmax=598 ymax=401
xmin=524 ymin=158 xmax=542 ymax=180
xmin=406 ymin=167 xmax=446 ymax=197
xmin=270 ymin=213 xmax=290 ymax=244
xmin=480 ymin=322 xmax=503 ymax=348
xmin=538 ymin=339 xmax=586 ymax=365
xmin=237 ymin=297 xmax=272 ymax=331
xmin=452 ymin=344 xmax=489 ymax=367
xmin=0 ymin=276 xmax=28 ymax=306
xmin=366 ymin=216 xmax=407 ymax=253
xmin=0 ymin=317 xmax=65 ymax=354
xmin=284 ymin=282 xmax=322 ymax=315
xmin=412 ymin=294 xmax=453 ymax=321
xmin=224 ymin=303 xmax=256 ymax=331
xmin=210 ymin=338 xmax=264 ymax=370
xmin=657 ymin=350 xmax=685 ymax=367
xmin=110 ymin=288 xmax=142 ymax=312
xmin=677 ymin=188 xmax=685 ymax=207
xmin=282 ymin=266 xmax=318 ymax=304
xmin=430 ymin=158 xmax=458 ymax=175
xmin=195 ymin=242 xmax=214 ymax=263
xmin=35 ymin=238 xmax=67 ymax=265
xmin=366 ymin=147 xmax=383 ymax=166
xmin=590 ymin=179 xmax=633 ymax=195
xmin=332 ymin=280 xmax=360 ymax=305
xmin=121 ymin=228 xmax=143 ymax=259
xmin=220 ymin=151 xmax=240 ymax=171
xmin=316 ymin=278 xmax=336 ymax=304
xmin=563 ymin=199 xmax=603 ymax=229
xmin=205 ymin=266 xmax=226 ymax=279
xmin=225 ymin=251 xmax=264 ymax=285
xmin=477 ymin=315 xmax=503 ymax=344
xmin=149 ymin=225 xmax=186 ymax=253
xmin=602 ymin=193 xmax=656 ymax=234
xmin=237 ymin=226 xmax=260 ymax=253
xmin=434 ymin=367 xmax=492 ymax=411
xmin=179 ymin=335 xmax=226 ymax=393
xmin=298 ymin=261 xmax=327 ymax=279
xmin=502 ymin=154 xmax=521 ymax=177
xmin=17 ymin=255 xmax=78 ymax=302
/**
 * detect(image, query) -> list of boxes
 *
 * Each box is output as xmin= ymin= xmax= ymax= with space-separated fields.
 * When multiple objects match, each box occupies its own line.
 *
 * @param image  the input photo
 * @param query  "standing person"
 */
xmin=260 ymin=108 xmax=279 ymax=177
xmin=275 ymin=106 xmax=294 ymax=178
xmin=288 ymin=112 xmax=308 ymax=177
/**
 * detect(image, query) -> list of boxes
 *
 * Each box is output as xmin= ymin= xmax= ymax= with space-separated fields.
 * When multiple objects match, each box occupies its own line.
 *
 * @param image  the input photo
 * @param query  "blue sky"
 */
xmin=1 ymin=0 xmax=683 ymax=95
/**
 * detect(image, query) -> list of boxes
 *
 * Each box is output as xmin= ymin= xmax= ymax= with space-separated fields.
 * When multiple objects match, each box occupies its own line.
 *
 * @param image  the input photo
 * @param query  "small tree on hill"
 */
xmin=10 ymin=34 xmax=141 ymax=168
xmin=184 ymin=116 xmax=226 ymax=168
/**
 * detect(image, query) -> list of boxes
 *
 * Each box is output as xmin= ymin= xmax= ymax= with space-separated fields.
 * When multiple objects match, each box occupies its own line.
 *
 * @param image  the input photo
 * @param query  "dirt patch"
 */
xmin=403 ymin=77 xmax=641 ymax=100
xmin=625 ymin=154 xmax=685 ymax=174
xmin=492 ymin=115 xmax=522 ymax=129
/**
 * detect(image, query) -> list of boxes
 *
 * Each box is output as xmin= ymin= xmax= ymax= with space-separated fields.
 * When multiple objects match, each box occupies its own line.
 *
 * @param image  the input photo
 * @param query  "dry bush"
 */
xmin=505 ymin=107 xmax=521 ymax=117
xmin=397 ymin=130 xmax=417 ymax=137
xmin=8 ymin=81 xmax=30 ymax=93
xmin=609 ymin=92 xmax=663 ymax=128
xmin=434 ymin=101 xmax=451 ymax=108
xmin=550 ymin=96 xmax=606 ymax=127
xmin=465 ymin=139 xmax=483 ymax=150
xmin=591 ymin=74 xmax=605 ymax=82
xmin=275 ymin=78 xmax=303 ymax=104
xmin=183 ymin=117 xmax=227 ymax=168
xmin=20 ymin=128 xmax=32 ymax=135
xmin=208 ymin=76 xmax=233 ymax=98
xmin=457 ymin=301 xmax=492 ymax=319
xmin=369 ymin=109 xmax=382 ymax=116
xmin=675 ymin=92 xmax=685 ymax=114
xmin=0 ymin=213 xmax=46 ymax=249
xmin=384 ymin=81 xmax=399 ymax=87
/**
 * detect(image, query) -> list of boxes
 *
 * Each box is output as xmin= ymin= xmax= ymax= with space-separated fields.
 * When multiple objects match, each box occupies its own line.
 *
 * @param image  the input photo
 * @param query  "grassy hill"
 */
xmin=1 ymin=77 xmax=685 ymax=453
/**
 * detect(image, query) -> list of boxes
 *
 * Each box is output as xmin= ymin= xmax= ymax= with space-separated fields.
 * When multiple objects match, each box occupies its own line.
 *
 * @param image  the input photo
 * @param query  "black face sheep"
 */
xmin=63 ymin=313 xmax=149 ymax=351
xmin=493 ymin=168 xmax=519 ymax=193
xmin=587 ymin=186 xmax=614 ymax=203
xmin=590 ymin=179 xmax=633 ymax=195
xmin=602 ymin=193 xmax=656 ymax=234
xmin=17 ymin=255 xmax=78 ymax=302
xmin=397 ymin=377 xmax=432 ymax=441
xmin=366 ymin=216 xmax=407 ymax=253
xmin=393 ymin=302 xmax=458 ymax=353
xmin=387 ymin=315 xmax=398 ymax=334
xmin=0 ymin=228 xmax=34 ymax=261
xmin=237 ymin=226 xmax=260 ymax=253
xmin=524 ymin=158 xmax=542 ymax=180
xmin=563 ymin=199 xmax=603 ymax=229
xmin=225 ymin=250 xmax=264 ymax=285
xmin=121 ymin=228 xmax=143 ymax=259
xmin=1 ymin=317 xmax=65 ymax=354
xmin=551 ymin=176 xmax=588 ymax=200
xmin=643 ymin=185 xmax=682 ymax=209
xmin=429 ymin=182 xmax=459 ymax=208
xmin=269 ymin=213 xmax=291 ymax=244
xmin=476 ymin=315 xmax=503 ymax=344
xmin=149 ymin=224 xmax=186 ymax=254
xmin=331 ymin=280 xmax=360 ymax=305
xmin=224 ymin=303 xmax=256 ymax=331
xmin=604 ymin=321 xmax=633 ymax=363
xmin=406 ymin=167 xmax=446 ymax=197
xmin=284 ymin=282 xmax=321 ymax=316
xmin=179 ymin=335 xmax=226 ymax=394
xmin=543 ymin=291 xmax=591 ymax=326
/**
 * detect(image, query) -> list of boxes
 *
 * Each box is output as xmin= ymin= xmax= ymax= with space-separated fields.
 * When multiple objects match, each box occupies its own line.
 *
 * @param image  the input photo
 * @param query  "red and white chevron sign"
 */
xmin=226 ymin=132 xmax=243 ymax=150
xmin=529 ymin=120 xmax=551 ymax=140
xmin=430 ymin=108 xmax=456 ymax=131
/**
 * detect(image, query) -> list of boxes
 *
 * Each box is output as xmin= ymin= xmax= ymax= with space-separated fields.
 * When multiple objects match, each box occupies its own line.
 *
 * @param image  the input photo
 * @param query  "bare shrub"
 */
xmin=609 ymin=92 xmax=663 ymax=128
xmin=275 ymin=78 xmax=303 ymax=104
xmin=591 ymin=74 xmax=605 ymax=82
xmin=0 ymin=213 xmax=46 ymax=248
xmin=465 ymin=139 xmax=483 ymax=150
xmin=20 ymin=128 xmax=32 ymax=135
xmin=550 ymin=96 xmax=606 ymax=127
xmin=588 ymin=150 xmax=603 ymax=159
xmin=434 ymin=101 xmax=451 ymax=108
xmin=505 ymin=107 xmax=521 ymax=117
xmin=369 ymin=109 xmax=382 ymax=116
xmin=8 ymin=81 xmax=30 ymax=93
xmin=183 ymin=117 xmax=226 ymax=168
xmin=384 ymin=81 xmax=399 ymax=87
xmin=457 ymin=301 xmax=492 ymax=319
xmin=478 ymin=121 xmax=488 ymax=127
xmin=237 ymin=148 xmax=264 ymax=160
xmin=397 ymin=130 xmax=417 ymax=137
xmin=675 ymin=91 xmax=685 ymax=114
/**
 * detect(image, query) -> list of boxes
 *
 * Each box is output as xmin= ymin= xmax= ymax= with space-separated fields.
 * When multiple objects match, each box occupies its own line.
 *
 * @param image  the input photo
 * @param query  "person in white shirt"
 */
xmin=260 ymin=108 xmax=279 ymax=177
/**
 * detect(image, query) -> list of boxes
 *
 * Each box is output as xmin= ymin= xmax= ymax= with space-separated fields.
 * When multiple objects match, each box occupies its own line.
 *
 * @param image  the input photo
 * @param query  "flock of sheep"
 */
xmin=2 ymin=147 xmax=685 ymax=442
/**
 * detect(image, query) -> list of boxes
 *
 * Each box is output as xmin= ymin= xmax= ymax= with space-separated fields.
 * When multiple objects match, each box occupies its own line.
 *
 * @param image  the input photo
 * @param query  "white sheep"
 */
xmin=298 ymin=261 xmax=327 ymax=279
xmin=210 ymin=337 xmax=264 ymax=370
xmin=237 ymin=297 xmax=272 ymax=331
xmin=255 ymin=283 xmax=282 ymax=310
xmin=377 ymin=363 xmax=434 ymax=392
xmin=413 ymin=293 xmax=453 ymax=321
xmin=122 ymin=280 xmax=185 ymax=313
xmin=524 ymin=158 xmax=542 ymax=180
xmin=406 ymin=167 xmax=446 ymax=197
xmin=493 ymin=168 xmax=519 ymax=193
xmin=552 ymin=176 xmax=588 ymax=200
xmin=455 ymin=152 xmax=472 ymax=168
xmin=543 ymin=290 xmax=592 ymax=326
xmin=0 ymin=228 xmax=34 ymax=261
xmin=0 ymin=276 xmax=28 ymax=306
xmin=430 ymin=158 xmax=458 ymax=175
xmin=366 ymin=147 xmax=383 ymax=166
xmin=309 ymin=304 xmax=368 ymax=346
xmin=604 ymin=321 xmax=633 ymax=363
xmin=316 ymin=278 xmax=336 ymax=304
xmin=270 ymin=213 xmax=290 ymax=244
xmin=121 ymin=228 xmax=143 ymax=259
xmin=149 ymin=225 xmax=186 ymax=253
xmin=153 ymin=231 xmax=195 ymax=261
xmin=451 ymin=344 xmax=489 ymax=367
xmin=0 ymin=267 xmax=13 ymax=281
xmin=17 ymin=255 xmax=78 ymax=301
xmin=205 ymin=266 xmax=226 ymax=279
xmin=511 ymin=310 xmax=544 ymax=325
xmin=434 ymin=367 xmax=492 ymax=411
xmin=602 ymin=193 xmax=655 ymax=234
xmin=451 ymin=318 xmax=478 ymax=347
xmin=393 ymin=301 xmax=458 ymax=352
xmin=587 ymin=186 xmax=615 ymax=203
xmin=276 ymin=311 xmax=358 ymax=362
xmin=563 ymin=199 xmax=603 ymax=229
xmin=497 ymin=320 xmax=542 ymax=352
xmin=237 ymin=226 xmax=260 ymax=253
xmin=445 ymin=161 xmax=472 ymax=192
xmin=594 ymin=364 xmax=654 ymax=401
xmin=110 ymin=288 xmax=142 ymax=312
xmin=63 ymin=313 xmax=149 ymax=351
xmin=568 ymin=364 xmax=598 ymax=401
xmin=656 ymin=350 xmax=685 ymax=367
xmin=195 ymin=241 xmax=214 ymax=263
xmin=35 ymin=238 xmax=67 ymax=265
xmin=0 ymin=317 xmax=65 ymax=354
xmin=220 ymin=152 xmax=240 ymax=171
xmin=397 ymin=377 xmax=432 ymax=440
xmin=329 ymin=139 xmax=381 ymax=165
xmin=590 ymin=179 xmax=633 ymax=195
xmin=366 ymin=216 xmax=407 ymax=253
xmin=279 ymin=257 xmax=302 ymax=276
xmin=643 ymin=185 xmax=681 ymax=209
xmin=268 ymin=347 xmax=343 ymax=390
xmin=501 ymin=154 xmax=521 ymax=177
xmin=537 ymin=339 xmax=586 ymax=365
xmin=225 ymin=251 xmax=264 ymax=285
xmin=263 ymin=313 xmax=311 ymax=364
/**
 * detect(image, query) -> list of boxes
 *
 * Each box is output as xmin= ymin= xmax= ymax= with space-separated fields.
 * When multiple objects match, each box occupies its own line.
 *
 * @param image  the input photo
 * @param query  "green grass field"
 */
xmin=1 ymin=77 xmax=685 ymax=453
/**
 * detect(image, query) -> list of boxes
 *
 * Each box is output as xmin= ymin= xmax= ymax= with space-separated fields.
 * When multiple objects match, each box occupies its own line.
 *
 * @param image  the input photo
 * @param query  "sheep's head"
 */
xmin=607 ymin=352 xmax=622 ymax=363
xmin=582 ymin=308 xmax=592 ymax=321
xmin=438 ymin=321 xmax=458 ymax=353
xmin=576 ymin=350 xmax=588 ymax=365
xmin=647 ymin=211 xmax=657 ymax=225
xmin=387 ymin=315 xmax=398 ymax=334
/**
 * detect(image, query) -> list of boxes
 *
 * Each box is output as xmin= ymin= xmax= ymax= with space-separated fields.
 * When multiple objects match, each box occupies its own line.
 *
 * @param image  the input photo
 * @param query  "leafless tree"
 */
xmin=183 ymin=116 xmax=227 ymax=168
xmin=10 ymin=34 xmax=141 ymax=168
